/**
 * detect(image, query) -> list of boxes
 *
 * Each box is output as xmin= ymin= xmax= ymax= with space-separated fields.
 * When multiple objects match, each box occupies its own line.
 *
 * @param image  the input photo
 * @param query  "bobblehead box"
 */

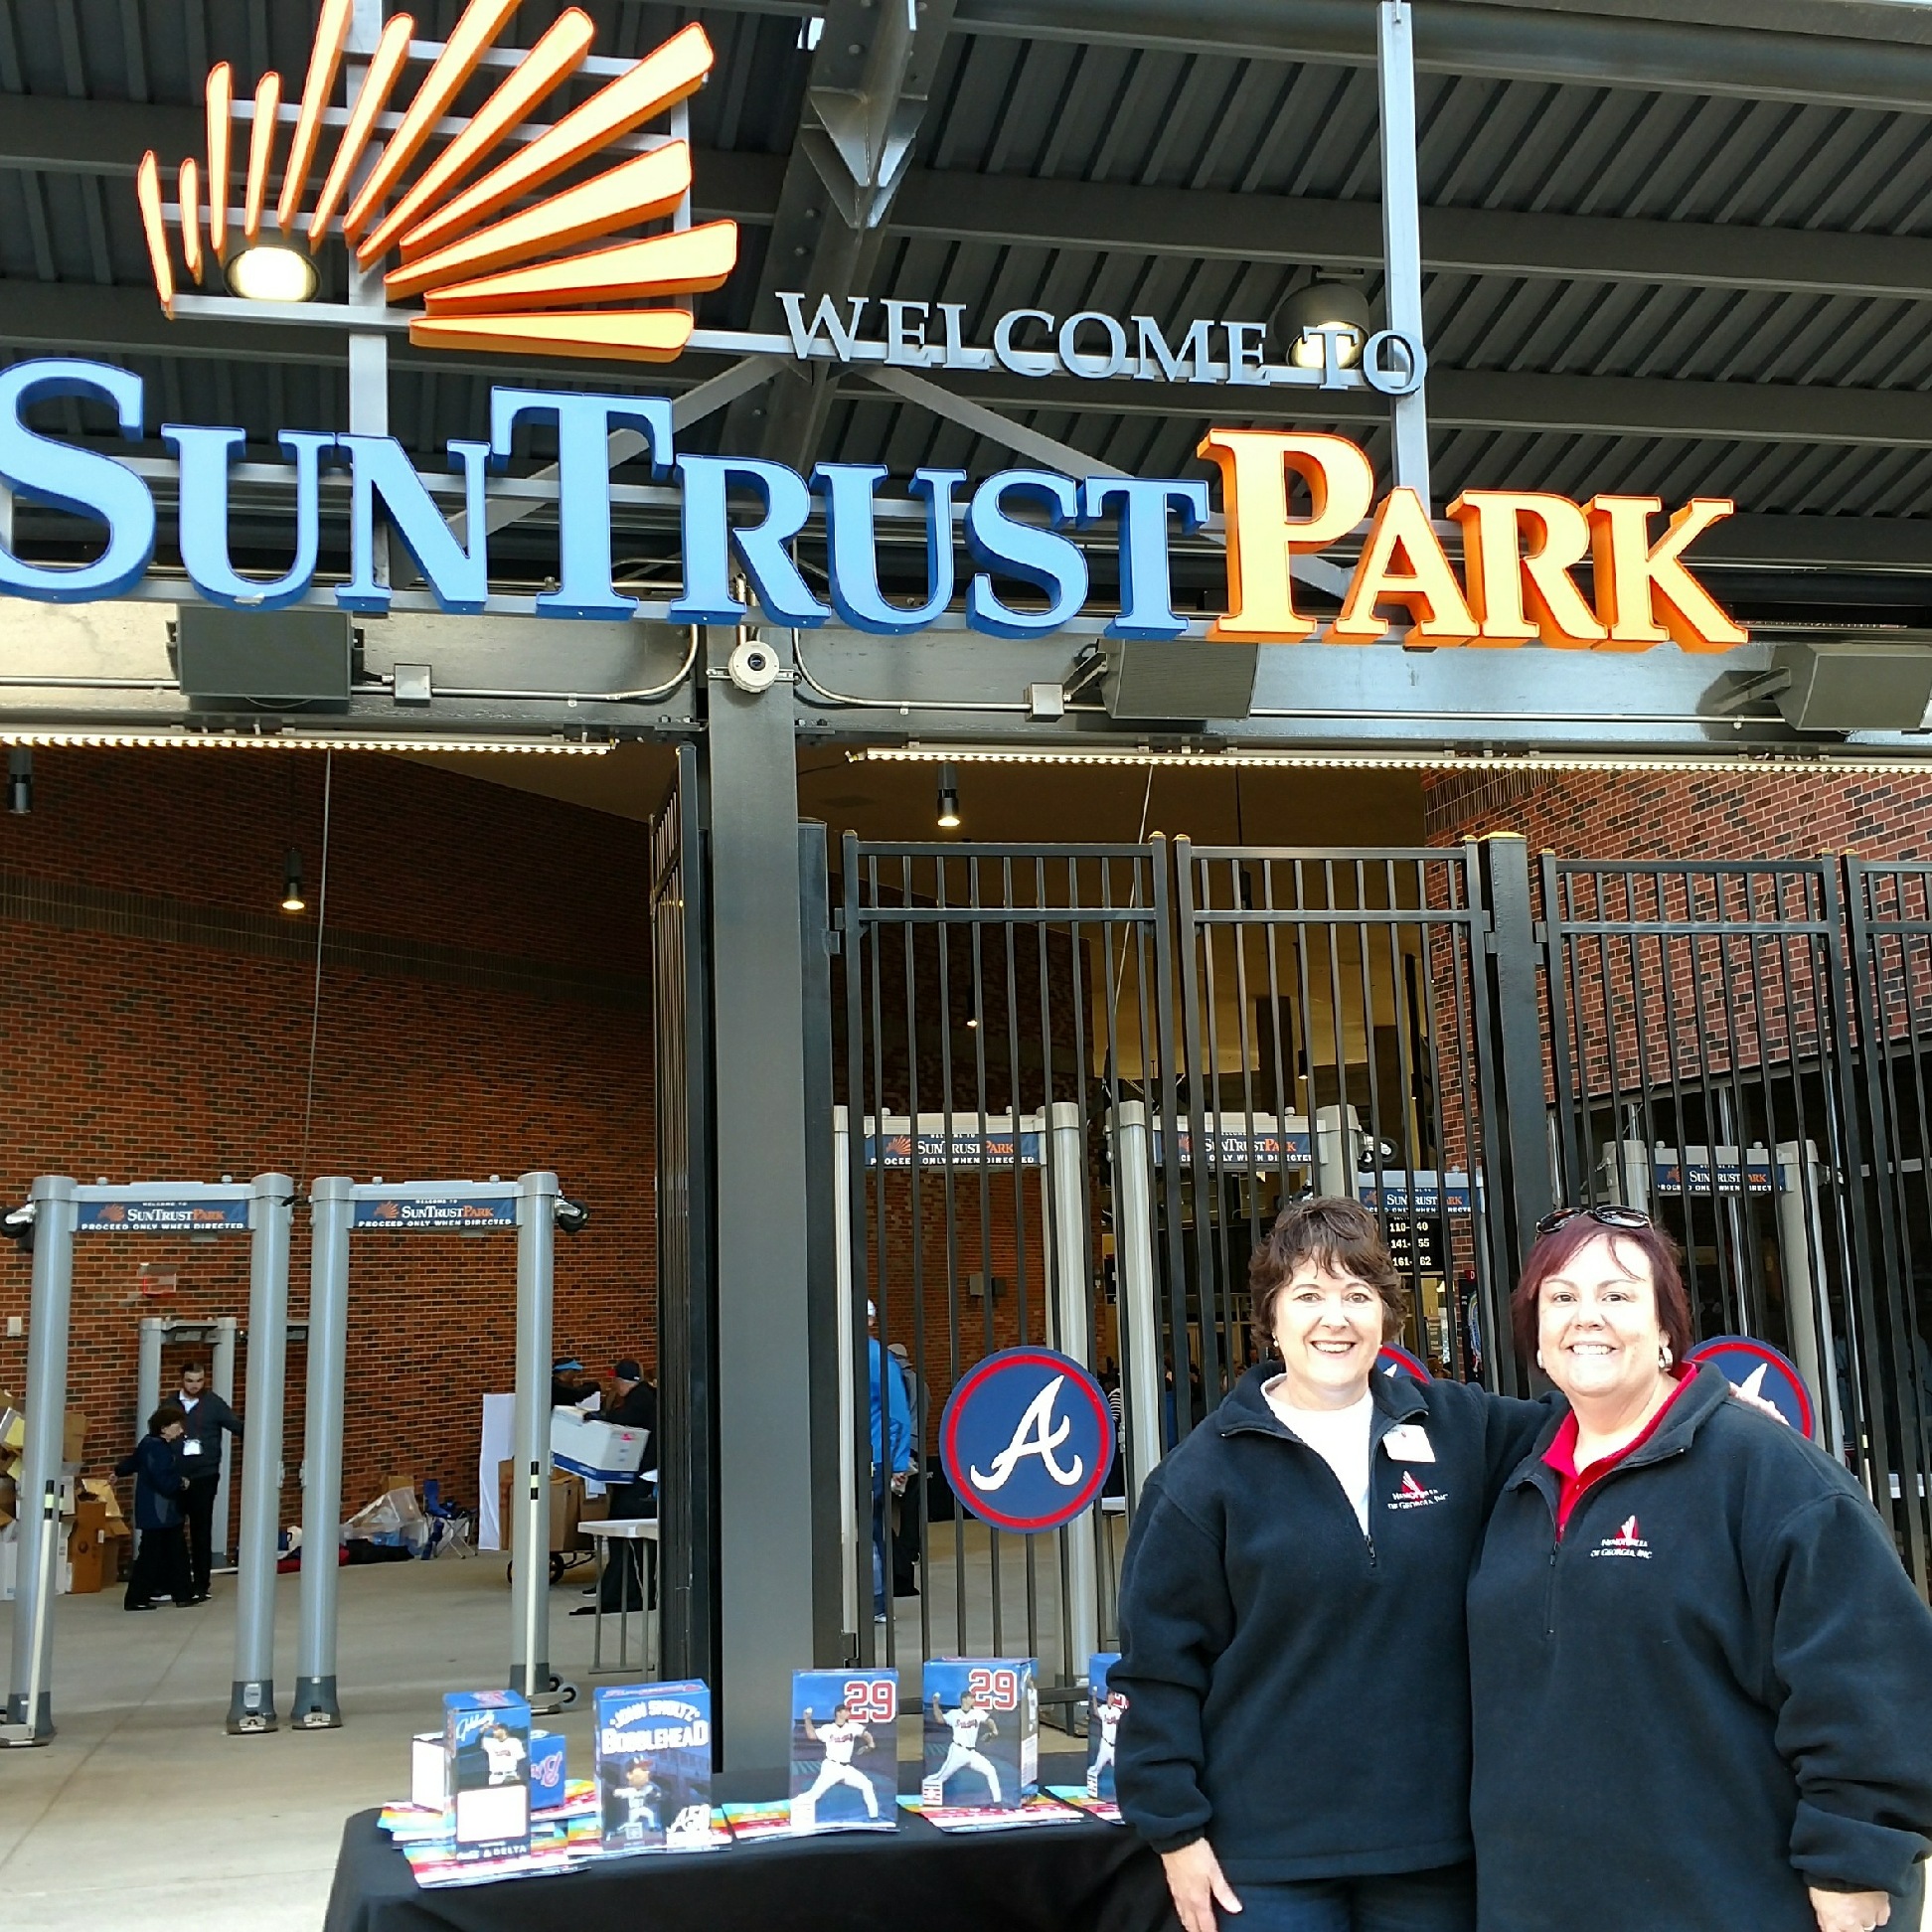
xmin=594 ymin=1680 xmax=713 ymax=1854
xmin=789 ymin=1669 xmax=898 ymax=1834
xmin=921 ymin=1658 xmax=1039 ymax=1810
xmin=1086 ymin=1652 xmax=1125 ymax=1800
xmin=444 ymin=1690 xmax=532 ymax=1858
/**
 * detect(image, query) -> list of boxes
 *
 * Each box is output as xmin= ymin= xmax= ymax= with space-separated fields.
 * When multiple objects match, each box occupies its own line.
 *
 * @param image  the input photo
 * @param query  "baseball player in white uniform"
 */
xmin=930 ymin=1687 xmax=1003 ymax=1804
xmin=800 ymin=1702 xmax=880 ymax=1818
xmin=1088 ymin=1688 xmax=1127 ymax=1795
xmin=481 ymin=1724 xmax=526 ymax=1786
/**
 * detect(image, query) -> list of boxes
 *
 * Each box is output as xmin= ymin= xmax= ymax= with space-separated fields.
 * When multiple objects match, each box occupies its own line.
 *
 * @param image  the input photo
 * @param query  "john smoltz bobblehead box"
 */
xmin=921 ymin=1659 xmax=1039 ymax=1811
xmin=1086 ymin=1653 xmax=1125 ymax=1800
xmin=593 ymin=1680 xmax=714 ymax=1855
xmin=443 ymin=1689 xmax=532 ymax=1859
xmin=788 ymin=1669 xmax=899 ymax=1834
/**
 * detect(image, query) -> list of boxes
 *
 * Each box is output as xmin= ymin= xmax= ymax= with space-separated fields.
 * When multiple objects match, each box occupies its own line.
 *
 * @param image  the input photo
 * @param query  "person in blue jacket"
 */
xmin=868 ymin=1300 xmax=912 ymax=1622
xmin=115 ymin=1401 xmax=194 ymax=1611
xmin=1467 ymin=1205 xmax=1932 ymax=1932
xmin=1114 ymin=1198 xmax=1548 ymax=1932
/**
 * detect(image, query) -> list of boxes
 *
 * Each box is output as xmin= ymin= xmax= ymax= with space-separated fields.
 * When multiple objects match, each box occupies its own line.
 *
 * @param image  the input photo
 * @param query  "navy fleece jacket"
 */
xmin=1113 ymin=1366 xmax=1546 ymax=1881
xmin=1469 ymin=1364 xmax=1932 ymax=1932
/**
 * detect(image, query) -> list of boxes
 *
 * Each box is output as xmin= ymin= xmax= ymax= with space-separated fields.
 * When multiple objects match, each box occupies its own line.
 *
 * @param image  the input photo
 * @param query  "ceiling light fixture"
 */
xmin=935 ymin=761 xmax=962 ymax=829
xmin=7 ymin=747 xmax=31 ymax=815
xmin=1272 ymin=276 xmax=1373 ymax=371
xmin=280 ymin=846 xmax=306 ymax=913
xmin=226 ymin=243 xmax=320 ymax=303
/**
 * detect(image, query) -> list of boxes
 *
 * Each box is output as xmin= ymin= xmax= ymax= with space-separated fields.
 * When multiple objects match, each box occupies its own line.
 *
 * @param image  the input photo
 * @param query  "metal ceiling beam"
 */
xmin=891 ymin=169 xmax=1932 ymax=303
xmin=951 ymin=0 xmax=1932 ymax=112
xmin=837 ymin=365 xmax=1932 ymax=446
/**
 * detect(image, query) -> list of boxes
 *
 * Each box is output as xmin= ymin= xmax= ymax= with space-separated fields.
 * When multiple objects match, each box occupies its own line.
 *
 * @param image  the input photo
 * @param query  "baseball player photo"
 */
xmin=920 ymin=1659 xmax=1038 ymax=1814
xmin=788 ymin=1670 xmax=898 ymax=1834
xmin=481 ymin=1723 xmax=527 ymax=1785
xmin=443 ymin=1690 xmax=533 ymax=1858
xmin=1086 ymin=1652 xmax=1126 ymax=1800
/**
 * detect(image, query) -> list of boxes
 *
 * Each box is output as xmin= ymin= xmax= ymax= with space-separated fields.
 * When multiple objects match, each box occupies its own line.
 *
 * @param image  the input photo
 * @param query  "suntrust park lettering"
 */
xmin=776 ymin=294 xmax=1424 ymax=395
xmin=79 ymin=1201 xmax=247 ymax=1230
xmin=0 ymin=358 xmax=1745 ymax=651
xmin=353 ymin=1198 xmax=515 ymax=1229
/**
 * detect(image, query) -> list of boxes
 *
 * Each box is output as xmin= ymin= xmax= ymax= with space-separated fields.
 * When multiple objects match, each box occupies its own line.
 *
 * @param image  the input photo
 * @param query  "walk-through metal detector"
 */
xmin=2 ymin=1175 xmax=292 ymax=1746
xmin=137 ymin=1315 xmax=239 ymax=1565
xmin=289 ymin=1173 xmax=579 ymax=1729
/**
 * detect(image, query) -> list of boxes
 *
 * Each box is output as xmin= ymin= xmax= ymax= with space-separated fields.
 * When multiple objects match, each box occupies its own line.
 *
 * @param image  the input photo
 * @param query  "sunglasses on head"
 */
xmin=1534 ymin=1203 xmax=1653 ymax=1238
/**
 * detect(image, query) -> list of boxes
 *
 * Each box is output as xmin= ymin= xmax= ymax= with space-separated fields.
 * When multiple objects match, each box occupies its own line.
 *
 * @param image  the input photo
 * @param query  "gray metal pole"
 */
xmin=292 ymin=1178 xmax=352 ymax=1728
xmin=1047 ymin=1101 xmax=1100 ymax=1684
xmin=509 ymin=1171 xmax=558 ymax=1704
xmin=1377 ymin=0 xmax=1431 ymax=507
xmin=136 ymin=1317 xmax=164 ymax=1460
xmin=6 ymin=1176 xmax=77 ymax=1736
xmin=1110 ymin=1102 xmax=1163 ymax=1506
xmin=211 ymin=1314 xmax=238 ymax=1563
xmin=707 ymin=623 xmax=816 ymax=1770
xmin=228 ymin=1173 xmax=292 ymax=1734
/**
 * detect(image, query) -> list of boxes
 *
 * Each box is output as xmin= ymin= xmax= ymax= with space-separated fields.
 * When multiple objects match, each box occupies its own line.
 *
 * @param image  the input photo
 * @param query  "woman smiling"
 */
xmin=1113 ymin=1198 xmax=1547 ymax=1932
xmin=1468 ymin=1207 xmax=1932 ymax=1932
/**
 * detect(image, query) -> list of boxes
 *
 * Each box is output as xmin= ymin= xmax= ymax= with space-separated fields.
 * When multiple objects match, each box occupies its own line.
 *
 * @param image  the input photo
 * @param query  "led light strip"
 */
xmin=857 ymin=745 xmax=1932 ymax=776
xmin=0 ymin=731 xmax=610 ymax=754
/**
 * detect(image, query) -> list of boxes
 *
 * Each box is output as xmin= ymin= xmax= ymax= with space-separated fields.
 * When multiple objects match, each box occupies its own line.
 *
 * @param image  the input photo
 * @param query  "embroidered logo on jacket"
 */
xmin=1386 ymin=1469 xmax=1449 ymax=1511
xmin=1590 ymin=1515 xmax=1652 ymax=1560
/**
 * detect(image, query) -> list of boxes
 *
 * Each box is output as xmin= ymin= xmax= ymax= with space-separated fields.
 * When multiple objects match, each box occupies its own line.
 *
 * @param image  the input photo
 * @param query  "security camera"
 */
xmin=726 ymin=637 xmax=781 ymax=695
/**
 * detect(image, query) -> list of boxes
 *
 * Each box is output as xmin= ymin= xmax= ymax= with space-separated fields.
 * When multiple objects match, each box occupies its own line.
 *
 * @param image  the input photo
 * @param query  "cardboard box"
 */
xmin=0 ymin=1475 xmax=15 ymax=1530
xmin=444 ymin=1690 xmax=532 ymax=1860
xmin=497 ymin=1463 xmax=583 ymax=1556
xmin=530 ymin=1729 xmax=567 ymax=1814
xmin=411 ymin=1732 xmax=446 ymax=1810
xmin=63 ymin=1410 xmax=85 ymax=1465
xmin=594 ymin=1681 xmax=712 ymax=1854
xmin=789 ymin=1669 xmax=897 ymax=1834
xmin=550 ymin=1409 xmax=649 ymax=1484
xmin=383 ymin=1473 xmax=417 ymax=1500
xmin=0 ymin=1407 xmax=22 ymax=1454
xmin=920 ymin=1659 xmax=1039 ymax=1810
xmin=80 ymin=1478 xmax=124 ymax=1526
xmin=0 ymin=1406 xmax=86 ymax=1464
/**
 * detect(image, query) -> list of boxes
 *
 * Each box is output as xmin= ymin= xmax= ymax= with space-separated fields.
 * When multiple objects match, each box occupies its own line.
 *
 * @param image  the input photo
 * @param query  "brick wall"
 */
xmin=0 ymin=747 xmax=655 ymax=1541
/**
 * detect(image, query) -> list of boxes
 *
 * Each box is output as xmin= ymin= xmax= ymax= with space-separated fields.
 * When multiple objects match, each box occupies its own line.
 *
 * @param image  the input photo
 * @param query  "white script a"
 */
xmin=969 ymin=1376 xmax=1085 ymax=1492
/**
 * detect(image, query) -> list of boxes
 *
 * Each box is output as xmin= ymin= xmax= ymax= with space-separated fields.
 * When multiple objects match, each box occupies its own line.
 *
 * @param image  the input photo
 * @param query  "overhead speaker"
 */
xmin=174 ymin=606 xmax=354 ymax=711
xmin=1101 ymin=640 xmax=1258 ymax=723
xmin=1772 ymin=639 xmax=1932 ymax=733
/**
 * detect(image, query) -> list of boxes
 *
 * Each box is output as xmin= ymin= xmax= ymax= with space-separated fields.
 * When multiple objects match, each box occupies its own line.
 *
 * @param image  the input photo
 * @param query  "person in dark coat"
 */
xmin=1468 ymin=1206 xmax=1932 ymax=1932
xmin=1115 ymin=1199 xmax=1549 ymax=1932
xmin=116 ymin=1402 xmax=194 ymax=1611
xmin=573 ymin=1358 xmax=657 ymax=1617
xmin=172 ymin=1360 xmax=242 ymax=1602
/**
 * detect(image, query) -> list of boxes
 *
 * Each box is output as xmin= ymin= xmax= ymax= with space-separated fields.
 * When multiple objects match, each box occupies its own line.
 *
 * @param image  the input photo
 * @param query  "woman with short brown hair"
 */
xmin=1115 ymin=1198 xmax=1546 ymax=1932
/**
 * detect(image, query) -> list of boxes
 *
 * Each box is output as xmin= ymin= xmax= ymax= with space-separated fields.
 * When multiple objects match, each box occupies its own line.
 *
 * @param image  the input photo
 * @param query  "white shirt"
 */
xmin=944 ymin=1706 xmax=992 ymax=1746
xmin=1263 ymin=1381 xmax=1375 ymax=1533
xmin=819 ymin=1718 xmax=864 ymax=1764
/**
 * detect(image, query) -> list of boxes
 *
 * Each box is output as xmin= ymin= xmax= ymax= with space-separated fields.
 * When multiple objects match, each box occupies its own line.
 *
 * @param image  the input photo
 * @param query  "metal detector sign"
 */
xmin=939 ymin=1347 xmax=1114 ymax=1533
xmin=866 ymin=1129 xmax=1045 ymax=1169
xmin=78 ymin=1200 xmax=248 ymax=1232
xmin=1153 ymin=1124 xmax=1311 ymax=1168
xmin=353 ymin=1196 xmax=516 ymax=1231
xmin=1654 ymin=1159 xmax=1780 ymax=1195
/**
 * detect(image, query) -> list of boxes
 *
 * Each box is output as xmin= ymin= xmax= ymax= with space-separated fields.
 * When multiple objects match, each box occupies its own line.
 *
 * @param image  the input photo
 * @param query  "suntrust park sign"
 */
xmin=0 ymin=359 xmax=1746 ymax=653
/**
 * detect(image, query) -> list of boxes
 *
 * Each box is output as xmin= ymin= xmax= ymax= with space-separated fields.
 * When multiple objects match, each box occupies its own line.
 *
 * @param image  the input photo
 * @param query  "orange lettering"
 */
xmin=1587 ymin=495 xmax=1747 ymax=652
xmin=1329 ymin=488 xmax=1477 ymax=646
xmin=1446 ymin=490 xmax=1605 ymax=650
xmin=1198 ymin=429 xmax=1374 ymax=642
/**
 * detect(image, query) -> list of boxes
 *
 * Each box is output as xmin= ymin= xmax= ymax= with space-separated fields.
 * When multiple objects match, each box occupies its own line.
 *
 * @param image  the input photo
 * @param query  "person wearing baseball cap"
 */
xmin=571 ymin=1357 xmax=657 ymax=1618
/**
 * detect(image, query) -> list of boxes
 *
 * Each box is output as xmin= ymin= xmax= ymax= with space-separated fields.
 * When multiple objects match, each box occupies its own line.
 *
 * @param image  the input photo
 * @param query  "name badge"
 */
xmin=182 ymin=1439 xmax=203 ymax=1456
xmin=1381 ymin=1424 xmax=1436 ymax=1464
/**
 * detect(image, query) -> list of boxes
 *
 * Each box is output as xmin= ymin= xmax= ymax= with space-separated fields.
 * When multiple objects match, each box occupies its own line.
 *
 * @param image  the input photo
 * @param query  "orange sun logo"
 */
xmin=133 ymin=0 xmax=737 ymax=364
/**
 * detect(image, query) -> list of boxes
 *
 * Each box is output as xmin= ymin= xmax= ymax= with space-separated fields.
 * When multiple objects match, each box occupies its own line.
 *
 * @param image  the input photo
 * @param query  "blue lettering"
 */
xmin=814 ymin=464 xmax=962 ymax=634
xmin=0 ymin=359 xmax=155 ymax=602
xmin=669 ymin=455 xmax=826 ymax=627
xmin=489 ymin=390 xmax=673 ymax=620
xmin=964 ymin=470 xmax=1087 ymax=639
xmin=167 ymin=425 xmax=333 ymax=610
xmin=337 ymin=435 xmax=489 ymax=615
xmin=1080 ymin=477 xmax=1208 ymax=640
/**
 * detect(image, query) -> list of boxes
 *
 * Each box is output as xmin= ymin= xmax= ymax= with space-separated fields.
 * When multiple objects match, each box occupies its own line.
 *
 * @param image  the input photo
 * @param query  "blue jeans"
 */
xmin=1222 ymin=1863 xmax=1476 ymax=1932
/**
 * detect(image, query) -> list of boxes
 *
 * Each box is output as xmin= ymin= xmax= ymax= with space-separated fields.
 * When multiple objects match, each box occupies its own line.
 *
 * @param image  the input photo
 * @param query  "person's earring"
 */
xmin=1533 ymin=1350 xmax=1544 ymax=1369
xmin=1659 ymin=1345 xmax=1672 ymax=1368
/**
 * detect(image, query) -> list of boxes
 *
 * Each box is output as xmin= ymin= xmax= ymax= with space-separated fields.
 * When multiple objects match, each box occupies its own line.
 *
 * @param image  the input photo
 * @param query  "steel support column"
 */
xmin=1377 ymin=0 xmax=1430 ymax=507
xmin=292 ymin=1179 xmax=352 ymax=1729
xmin=510 ymin=1170 xmax=560 ymax=1706
xmin=706 ymin=625 xmax=817 ymax=1770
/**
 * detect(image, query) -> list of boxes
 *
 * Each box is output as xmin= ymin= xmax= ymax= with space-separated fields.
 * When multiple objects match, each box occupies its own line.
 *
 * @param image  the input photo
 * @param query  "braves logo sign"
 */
xmin=939 ymin=1348 xmax=1114 ymax=1534
xmin=1684 ymin=1336 xmax=1815 ymax=1440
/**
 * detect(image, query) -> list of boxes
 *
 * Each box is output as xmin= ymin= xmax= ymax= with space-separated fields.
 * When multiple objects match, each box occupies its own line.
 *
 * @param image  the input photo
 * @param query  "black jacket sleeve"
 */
xmin=1761 ymin=1489 xmax=1932 ymax=1895
xmin=139 ymin=1436 xmax=185 ymax=1497
xmin=1112 ymin=1480 xmax=1236 ymax=1855
xmin=215 ymin=1391 xmax=242 ymax=1439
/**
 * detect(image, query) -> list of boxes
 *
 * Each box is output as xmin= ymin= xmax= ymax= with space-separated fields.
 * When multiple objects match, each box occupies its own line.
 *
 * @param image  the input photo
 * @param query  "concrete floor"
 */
xmin=3 ymin=1550 xmax=1925 ymax=1931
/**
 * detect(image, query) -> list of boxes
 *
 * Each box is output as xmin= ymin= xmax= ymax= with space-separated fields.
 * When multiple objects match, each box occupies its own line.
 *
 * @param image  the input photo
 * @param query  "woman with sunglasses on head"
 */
xmin=1468 ymin=1205 xmax=1932 ymax=1932
xmin=1113 ymin=1198 xmax=1551 ymax=1932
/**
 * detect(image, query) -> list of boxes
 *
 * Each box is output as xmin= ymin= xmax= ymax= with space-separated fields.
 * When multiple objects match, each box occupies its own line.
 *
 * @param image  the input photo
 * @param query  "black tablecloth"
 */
xmin=323 ymin=1755 xmax=1175 ymax=1932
